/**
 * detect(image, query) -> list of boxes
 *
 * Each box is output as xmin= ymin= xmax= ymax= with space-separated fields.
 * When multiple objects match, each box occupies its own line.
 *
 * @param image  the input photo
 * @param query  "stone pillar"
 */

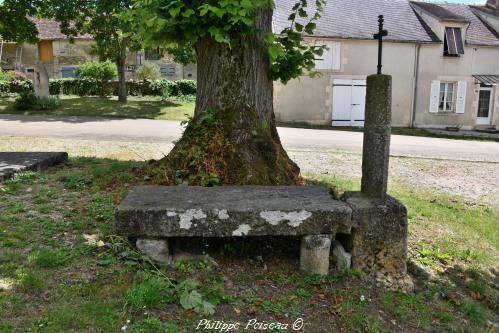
xmin=343 ymin=192 xmax=413 ymax=291
xmin=361 ymin=74 xmax=392 ymax=198
xmin=300 ymin=235 xmax=332 ymax=275
xmin=34 ymin=62 xmax=50 ymax=98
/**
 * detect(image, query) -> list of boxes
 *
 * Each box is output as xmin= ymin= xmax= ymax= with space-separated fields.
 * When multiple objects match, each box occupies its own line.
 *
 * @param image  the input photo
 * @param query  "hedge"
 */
xmin=0 ymin=78 xmax=196 ymax=97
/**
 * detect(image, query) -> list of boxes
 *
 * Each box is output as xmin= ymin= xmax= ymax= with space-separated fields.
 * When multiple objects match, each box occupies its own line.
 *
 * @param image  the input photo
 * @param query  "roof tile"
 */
xmin=274 ymin=0 xmax=436 ymax=43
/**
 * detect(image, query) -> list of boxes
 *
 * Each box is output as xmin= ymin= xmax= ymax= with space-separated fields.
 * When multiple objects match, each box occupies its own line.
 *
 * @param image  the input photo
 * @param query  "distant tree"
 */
xmin=0 ymin=0 xmax=41 ymax=43
xmin=48 ymin=0 xmax=141 ymax=103
xmin=135 ymin=62 xmax=161 ymax=81
xmin=127 ymin=0 xmax=326 ymax=185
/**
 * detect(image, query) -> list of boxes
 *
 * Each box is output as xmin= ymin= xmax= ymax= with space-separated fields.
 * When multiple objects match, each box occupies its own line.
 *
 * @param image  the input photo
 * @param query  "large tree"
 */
xmin=0 ymin=1 xmax=42 ymax=43
xmin=130 ymin=0 xmax=325 ymax=185
xmin=47 ymin=0 xmax=140 ymax=103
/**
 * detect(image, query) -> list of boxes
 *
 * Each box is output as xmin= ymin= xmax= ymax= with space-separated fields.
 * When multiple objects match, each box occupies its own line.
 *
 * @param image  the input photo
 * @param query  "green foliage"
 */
xmin=13 ymin=91 xmax=39 ymax=110
xmin=165 ymin=45 xmax=196 ymax=65
xmin=170 ymin=79 xmax=197 ymax=96
xmin=135 ymin=62 xmax=161 ymax=81
xmin=132 ymin=318 xmax=179 ymax=333
xmin=129 ymin=0 xmax=271 ymax=47
xmin=29 ymin=248 xmax=73 ymax=268
xmin=19 ymin=271 xmax=46 ymax=292
xmin=13 ymin=91 xmax=59 ymax=111
xmin=130 ymin=0 xmax=326 ymax=83
xmin=0 ymin=0 xmax=42 ymax=43
xmin=461 ymin=298 xmax=487 ymax=324
xmin=0 ymin=69 xmax=14 ymax=82
xmin=75 ymin=61 xmax=117 ymax=81
xmin=9 ymin=80 xmax=34 ymax=94
xmin=124 ymin=276 xmax=173 ymax=309
xmin=36 ymin=96 xmax=60 ymax=110
xmin=47 ymin=78 xmax=196 ymax=97
xmin=0 ymin=81 xmax=10 ymax=97
xmin=268 ymin=0 xmax=327 ymax=83
xmin=176 ymin=279 xmax=216 ymax=315
xmin=108 ymin=237 xmax=216 ymax=316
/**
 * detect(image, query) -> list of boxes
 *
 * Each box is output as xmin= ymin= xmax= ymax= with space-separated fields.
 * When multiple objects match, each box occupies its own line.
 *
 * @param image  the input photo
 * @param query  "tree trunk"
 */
xmin=116 ymin=49 xmax=127 ymax=103
xmin=162 ymin=8 xmax=300 ymax=185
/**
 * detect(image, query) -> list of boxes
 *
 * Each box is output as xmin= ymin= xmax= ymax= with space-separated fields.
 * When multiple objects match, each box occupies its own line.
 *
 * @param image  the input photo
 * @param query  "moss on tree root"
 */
xmin=151 ymin=108 xmax=301 ymax=186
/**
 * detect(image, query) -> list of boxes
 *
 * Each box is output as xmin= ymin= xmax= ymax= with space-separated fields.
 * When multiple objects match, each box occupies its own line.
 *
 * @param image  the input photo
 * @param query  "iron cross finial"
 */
xmin=373 ymin=15 xmax=388 ymax=74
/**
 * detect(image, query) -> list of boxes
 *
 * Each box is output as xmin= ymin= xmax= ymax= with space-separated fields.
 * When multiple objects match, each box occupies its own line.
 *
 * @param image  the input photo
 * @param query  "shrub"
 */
xmin=174 ymin=79 xmax=197 ymax=95
xmin=13 ymin=91 xmax=59 ymax=111
xmin=75 ymin=60 xmax=117 ymax=81
xmin=136 ymin=62 xmax=161 ymax=81
xmin=36 ymin=96 xmax=60 ymax=110
xmin=10 ymin=79 xmax=33 ymax=94
xmin=0 ymin=81 xmax=9 ymax=97
xmin=14 ymin=91 xmax=38 ymax=110
xmin=0 ymin=69 xmax=13 ymax=82
xmin=5 ymin=77 xmax=196 ymax=98
xmin=12 ymin=71 xmax=27 ymax=81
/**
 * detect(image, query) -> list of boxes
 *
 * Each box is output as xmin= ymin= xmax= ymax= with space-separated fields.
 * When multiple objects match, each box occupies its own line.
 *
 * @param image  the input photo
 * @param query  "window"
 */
xmin=443 ymin=27 xmax=464 ymax=56
xmin=314 ymin=41 xmax=341 ymax=70
xmin=439 ymin=82 xmax=455 ymax=112
xmin=61 ymin=66 xmax=77 ymax=78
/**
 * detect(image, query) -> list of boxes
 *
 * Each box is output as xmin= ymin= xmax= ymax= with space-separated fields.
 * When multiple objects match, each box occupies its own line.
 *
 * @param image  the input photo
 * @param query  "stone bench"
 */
xmin=116 ymin=185 xmax=412 ymax=290
xmin=116 ymin=185 xmax=355 ymax=275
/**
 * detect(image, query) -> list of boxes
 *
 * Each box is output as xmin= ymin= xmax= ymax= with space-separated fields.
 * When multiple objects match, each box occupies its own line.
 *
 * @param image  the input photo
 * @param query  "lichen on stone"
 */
xmin=178 ymin=209 xmax=207 ymax=229
xmin=259 ymin=210 xmax=312 ymax=227
xmin=232 ymin=224 xmax=251 ymax=236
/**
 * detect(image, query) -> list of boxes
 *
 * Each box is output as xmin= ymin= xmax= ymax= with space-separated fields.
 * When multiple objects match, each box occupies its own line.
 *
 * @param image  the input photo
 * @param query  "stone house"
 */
xmin=0 ymin=18 xmax=196 ymax=81
xmin=273 ymin=0 xmax=499 ymax=129
xmin=0 ymin=18 xmax=95 ymax=79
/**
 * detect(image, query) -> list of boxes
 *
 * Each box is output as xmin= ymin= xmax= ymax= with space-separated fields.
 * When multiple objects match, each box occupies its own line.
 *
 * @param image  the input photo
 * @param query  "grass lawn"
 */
xmin=0 ymin=159 xmax=497 ymax=332
xmin=0 ymin=96 xmax=195 ymax=121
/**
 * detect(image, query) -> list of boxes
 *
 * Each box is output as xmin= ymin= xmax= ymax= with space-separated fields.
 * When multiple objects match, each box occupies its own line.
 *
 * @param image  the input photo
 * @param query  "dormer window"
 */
xmin=444 ymin=27 xmax=464 ymax=56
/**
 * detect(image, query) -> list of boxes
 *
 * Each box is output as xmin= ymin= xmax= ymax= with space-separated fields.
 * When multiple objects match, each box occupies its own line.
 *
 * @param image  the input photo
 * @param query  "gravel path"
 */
xmin=1 ymin=135 xmax=498 ymax=208
xmin=290 ymin=149 xmax=499 ymax=208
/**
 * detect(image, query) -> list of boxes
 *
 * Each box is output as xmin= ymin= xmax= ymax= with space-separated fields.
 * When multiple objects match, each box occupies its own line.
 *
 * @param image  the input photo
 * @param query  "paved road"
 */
xmin=1 ymin=114 xmax=498 ymax=162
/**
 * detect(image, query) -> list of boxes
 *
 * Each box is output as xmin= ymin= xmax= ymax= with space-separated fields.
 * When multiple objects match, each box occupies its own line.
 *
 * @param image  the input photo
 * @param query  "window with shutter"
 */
xmin=314 ymin=41 xmax=341 ymax=70
xmin=444 ymin=28 xmax=464 ymax=56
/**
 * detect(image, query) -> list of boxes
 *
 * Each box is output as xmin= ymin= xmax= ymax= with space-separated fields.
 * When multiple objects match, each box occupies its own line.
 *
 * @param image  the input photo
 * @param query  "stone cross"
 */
xmin=373 ymin=15 xmax=388 ymax=75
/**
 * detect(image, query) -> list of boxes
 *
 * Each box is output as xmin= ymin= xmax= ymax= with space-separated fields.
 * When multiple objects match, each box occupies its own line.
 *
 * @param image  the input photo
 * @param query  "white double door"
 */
xmin=332 ymin=79 xmax=366 ymax=127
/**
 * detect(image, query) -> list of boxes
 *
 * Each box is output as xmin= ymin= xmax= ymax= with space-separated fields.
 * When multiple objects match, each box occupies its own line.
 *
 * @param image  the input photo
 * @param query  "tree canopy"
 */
xmin=127 ymin=0 xmax=326 ymax=83
xmin=0 ymin=0 xmax=42 ymax=43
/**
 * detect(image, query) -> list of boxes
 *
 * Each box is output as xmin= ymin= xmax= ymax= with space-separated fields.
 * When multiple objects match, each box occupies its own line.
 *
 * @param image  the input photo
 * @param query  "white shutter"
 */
xmin=331 ymin=42 xmax=341 ymax=70
xmin=429 ymin=80 xmax=440 ymax=113
xmin=455 ymin=81 xmax=467 ymax=114
xmin=314 ymin=41 xmax=340 ymax=70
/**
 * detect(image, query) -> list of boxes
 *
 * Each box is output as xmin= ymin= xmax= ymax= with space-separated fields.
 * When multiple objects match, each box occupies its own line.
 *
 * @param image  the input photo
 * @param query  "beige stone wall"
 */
xmin=414 ymin=44 xmax=499 ymax=129
xmin=275 ymin=36 xmax=499 ymax=128
xmin=274 ymin=39 xmax=417 ymax=126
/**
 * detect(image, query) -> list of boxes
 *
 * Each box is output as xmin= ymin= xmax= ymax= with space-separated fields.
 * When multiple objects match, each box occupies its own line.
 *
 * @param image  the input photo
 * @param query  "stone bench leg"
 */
xmin=300 ymin=235 xmax=332 ymax=275
xmin=136 ymin=238 xmax=171 ymax=265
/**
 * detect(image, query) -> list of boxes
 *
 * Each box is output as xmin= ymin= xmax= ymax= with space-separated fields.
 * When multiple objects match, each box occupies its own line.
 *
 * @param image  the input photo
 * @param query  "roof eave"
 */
xmin=299 ymin=34 xmax=438 ymax=44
